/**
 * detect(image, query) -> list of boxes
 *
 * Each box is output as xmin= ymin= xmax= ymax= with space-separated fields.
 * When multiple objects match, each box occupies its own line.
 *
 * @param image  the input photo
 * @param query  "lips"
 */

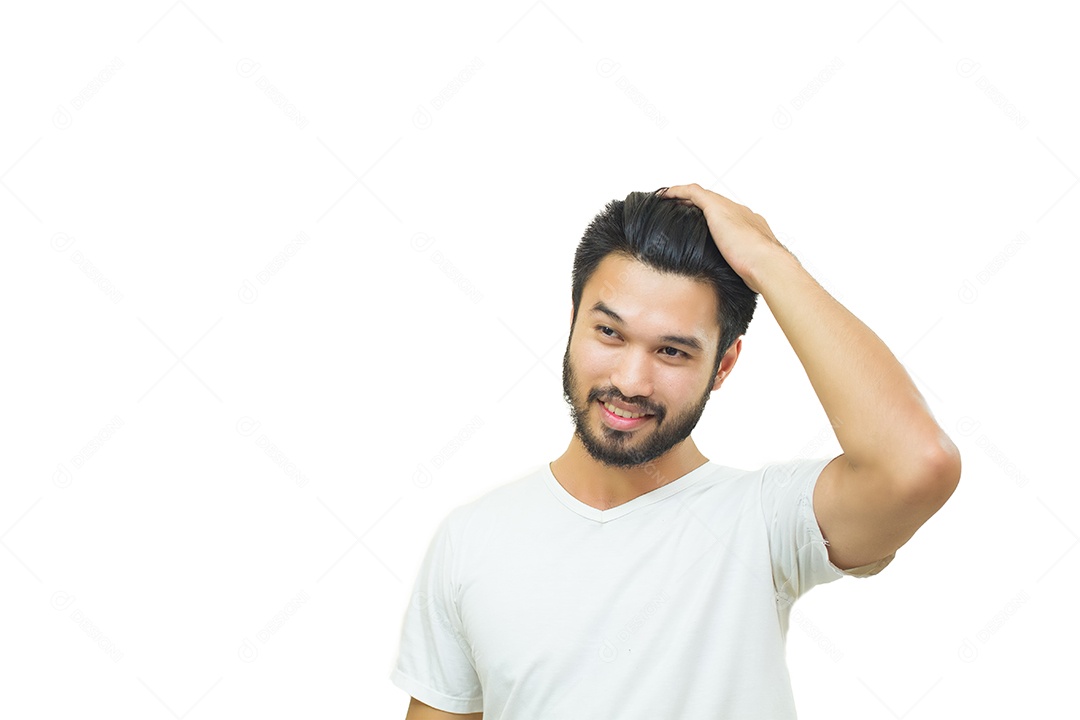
xmin=597 ymin=399 xmax=654 ymax=429
xmin=601 ymin=400 xmax=650 ymax=419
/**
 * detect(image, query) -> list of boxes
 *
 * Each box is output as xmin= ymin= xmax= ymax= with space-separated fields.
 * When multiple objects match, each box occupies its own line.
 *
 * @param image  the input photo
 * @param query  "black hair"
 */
xmin=570 ymin=188 xmax=758 ymax=375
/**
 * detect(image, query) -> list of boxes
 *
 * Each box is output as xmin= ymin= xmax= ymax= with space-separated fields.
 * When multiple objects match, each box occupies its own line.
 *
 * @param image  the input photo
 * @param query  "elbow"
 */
xmin=910 ymin=431 xmax=962 ymax=503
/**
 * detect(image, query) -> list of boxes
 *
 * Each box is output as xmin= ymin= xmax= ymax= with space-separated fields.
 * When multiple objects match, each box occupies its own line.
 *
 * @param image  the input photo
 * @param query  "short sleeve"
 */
xmin=760 ymin=458 xmax=895 ymax=605
xmin=389 ymin=513 xmax=484 ymax=714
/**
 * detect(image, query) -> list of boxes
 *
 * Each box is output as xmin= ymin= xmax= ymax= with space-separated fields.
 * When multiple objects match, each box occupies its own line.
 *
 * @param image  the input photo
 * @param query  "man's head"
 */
xmin=561 ymin=189 xmax=759 ymax=468
xmin=570 ymin=189 xmax=758 ymax=370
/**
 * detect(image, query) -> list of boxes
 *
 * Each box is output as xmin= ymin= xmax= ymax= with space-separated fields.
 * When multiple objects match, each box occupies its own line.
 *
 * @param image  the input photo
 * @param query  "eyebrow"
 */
xmin=589 ymin=301 xmax=706 ymax=354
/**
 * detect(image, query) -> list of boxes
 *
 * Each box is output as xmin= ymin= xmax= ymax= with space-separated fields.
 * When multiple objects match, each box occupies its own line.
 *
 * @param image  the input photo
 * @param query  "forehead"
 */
xmin=581 ymin=253 xmax=720 ymax=340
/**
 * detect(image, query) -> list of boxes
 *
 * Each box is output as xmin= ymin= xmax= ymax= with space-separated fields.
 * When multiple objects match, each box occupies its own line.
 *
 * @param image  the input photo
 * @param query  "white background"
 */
xmin=2 ymin=2 xmax=1076 ymax=718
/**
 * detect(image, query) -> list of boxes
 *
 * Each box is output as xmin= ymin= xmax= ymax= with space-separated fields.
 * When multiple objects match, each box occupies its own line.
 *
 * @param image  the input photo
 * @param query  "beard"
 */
xmin=561 ymin=336 xmax=713 ymax=469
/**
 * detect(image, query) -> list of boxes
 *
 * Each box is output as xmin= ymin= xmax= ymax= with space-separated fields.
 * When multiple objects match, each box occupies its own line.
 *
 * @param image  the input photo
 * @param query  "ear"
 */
xmin=711 ymin=337 xmax=742 ymax=392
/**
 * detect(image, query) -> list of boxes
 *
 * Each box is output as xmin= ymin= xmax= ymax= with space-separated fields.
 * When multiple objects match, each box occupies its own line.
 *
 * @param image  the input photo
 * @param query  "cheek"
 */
xmin=653 ymin=368 xmax=706 ymax=406
xmin=573 ymin=344 xmax=617 ymax=385
xmin=568 ymin=335 xmax=602 ymax=372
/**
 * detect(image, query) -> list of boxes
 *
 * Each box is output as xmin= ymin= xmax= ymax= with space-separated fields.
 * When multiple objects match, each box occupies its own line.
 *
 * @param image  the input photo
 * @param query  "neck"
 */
xmin=549 ymin=435 xmax=708 ymax=510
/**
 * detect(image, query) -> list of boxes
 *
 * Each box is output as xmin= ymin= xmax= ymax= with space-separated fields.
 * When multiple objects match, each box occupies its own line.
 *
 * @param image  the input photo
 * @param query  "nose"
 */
xmin=609 ymin=347 xmax=653 ymax=402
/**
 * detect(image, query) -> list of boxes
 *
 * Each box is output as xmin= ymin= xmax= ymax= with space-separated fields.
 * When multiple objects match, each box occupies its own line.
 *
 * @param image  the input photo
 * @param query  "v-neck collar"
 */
xmin=543 ymin=461 xmax=716 ymax=523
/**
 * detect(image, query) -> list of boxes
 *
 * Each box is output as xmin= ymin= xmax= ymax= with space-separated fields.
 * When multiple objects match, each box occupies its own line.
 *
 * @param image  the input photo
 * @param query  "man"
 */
xmin=391 ymin=184 xmax=961 ymax=719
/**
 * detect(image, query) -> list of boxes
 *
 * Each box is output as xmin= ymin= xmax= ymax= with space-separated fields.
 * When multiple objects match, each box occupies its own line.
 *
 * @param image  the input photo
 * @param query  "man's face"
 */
xmin=562 ymin=253 xmax=723 ymax=469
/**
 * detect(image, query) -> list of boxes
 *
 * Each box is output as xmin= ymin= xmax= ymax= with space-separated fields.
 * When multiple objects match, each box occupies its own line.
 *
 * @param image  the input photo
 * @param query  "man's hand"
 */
xmin=659 ymin=183 xmax=789 ymax=294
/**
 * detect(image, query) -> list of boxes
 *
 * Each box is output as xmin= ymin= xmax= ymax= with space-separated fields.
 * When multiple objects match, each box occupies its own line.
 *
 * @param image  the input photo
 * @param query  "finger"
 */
xmin=658 ymin=185 xmax=712 ymax=211
xmin=656 ymin=187 xmax=696 ymax=210
xmin=657 ymin=184 xmax=696 ymax=199
xmin=664 ymin=184 xmax=742 ymax=213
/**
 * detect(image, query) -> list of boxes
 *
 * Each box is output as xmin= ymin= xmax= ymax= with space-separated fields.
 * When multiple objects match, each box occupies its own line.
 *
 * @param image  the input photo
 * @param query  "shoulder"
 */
xmin=440 ymin=464 xmax=549 ymax=533
xmin=755 ymin=457 xmax=834 ymax=498
xmin=688 ymin=458 xmax=830 ymax=497
xmin=682 ymin=458 xmax=835 ymax=532
xmin=676 ymin=459 xmax=821 ymax=525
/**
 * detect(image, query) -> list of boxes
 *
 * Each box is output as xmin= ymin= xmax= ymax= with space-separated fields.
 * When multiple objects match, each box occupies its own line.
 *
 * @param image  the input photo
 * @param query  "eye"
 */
xmin=661 ymin=347 xmax=689 ymax=359
xmin=596 ymin=325 xmax=619 ymax=338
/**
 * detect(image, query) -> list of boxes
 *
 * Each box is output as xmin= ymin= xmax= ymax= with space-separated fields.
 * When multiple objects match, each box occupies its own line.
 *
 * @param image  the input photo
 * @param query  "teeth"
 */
xmin=603 ymin=401 xmax=648 ymax=419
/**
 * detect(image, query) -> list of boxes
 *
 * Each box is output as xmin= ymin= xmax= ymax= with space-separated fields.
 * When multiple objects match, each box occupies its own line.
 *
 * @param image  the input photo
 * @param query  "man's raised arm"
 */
xmin=660 ymin=184 xmax=961 ymax=570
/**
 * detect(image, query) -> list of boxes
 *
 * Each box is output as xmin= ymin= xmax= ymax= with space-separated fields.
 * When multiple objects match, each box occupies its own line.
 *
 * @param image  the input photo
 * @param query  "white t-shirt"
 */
xmin=389 ymin=457 xmax=895 ymax=718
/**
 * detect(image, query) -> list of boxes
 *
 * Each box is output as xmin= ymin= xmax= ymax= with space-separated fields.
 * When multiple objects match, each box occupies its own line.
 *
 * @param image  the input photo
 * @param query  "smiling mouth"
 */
xmin=600 ymin=400 xmax=652 ymax=419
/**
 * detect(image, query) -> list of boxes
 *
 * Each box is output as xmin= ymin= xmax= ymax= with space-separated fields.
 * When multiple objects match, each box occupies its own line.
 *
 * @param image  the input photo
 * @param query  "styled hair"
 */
xmin=570 ymin=189 xmax=758 ymax=373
